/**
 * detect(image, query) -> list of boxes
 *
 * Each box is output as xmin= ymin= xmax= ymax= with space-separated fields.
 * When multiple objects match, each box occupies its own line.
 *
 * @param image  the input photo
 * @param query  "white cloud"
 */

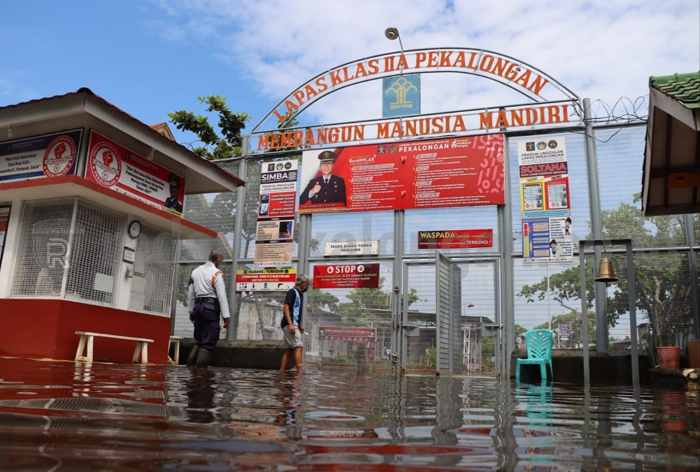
xmin=149 ymin=0 xmax=700 ymax=125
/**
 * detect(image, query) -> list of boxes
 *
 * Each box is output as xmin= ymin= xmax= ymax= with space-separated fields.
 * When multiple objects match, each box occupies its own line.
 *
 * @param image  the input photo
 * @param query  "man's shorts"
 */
xmin=282 ymin=325 xmax=303 ymax=349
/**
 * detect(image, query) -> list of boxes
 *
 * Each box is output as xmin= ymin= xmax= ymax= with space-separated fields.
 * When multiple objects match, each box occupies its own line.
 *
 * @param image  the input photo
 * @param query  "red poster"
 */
xmin=418 ymin=229 xmax=493 ymax=249
xmin=299 ymin=134 xmax=504 ymax=214
xmin=85 ymin=131 xmax=185 ymax=217
xmin=313 ymin=263 xmax=380 ymax=289
xmin=266 ymin=191 xmax=297 ymax=217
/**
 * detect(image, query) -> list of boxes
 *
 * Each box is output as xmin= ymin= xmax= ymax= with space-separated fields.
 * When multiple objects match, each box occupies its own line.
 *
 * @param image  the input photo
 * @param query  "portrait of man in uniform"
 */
xmin=299 ymin=150 xmax=347 ymax=207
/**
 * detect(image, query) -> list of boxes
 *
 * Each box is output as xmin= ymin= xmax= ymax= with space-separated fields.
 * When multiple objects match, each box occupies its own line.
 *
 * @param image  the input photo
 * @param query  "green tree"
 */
xmin=600 ymin=199 xmax=694 ymax=346
xmin=519 ymin=197 xmax=695 ymax=347
xmin=168 ymin=95 xmax=250 ymax=160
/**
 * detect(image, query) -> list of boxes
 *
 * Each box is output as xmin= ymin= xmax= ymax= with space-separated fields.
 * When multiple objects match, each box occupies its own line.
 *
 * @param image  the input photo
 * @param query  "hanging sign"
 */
xmin=383 ymin=74 xmax=421 ymax=118
xmin=313 ymin=263 xmax=381 ymax=288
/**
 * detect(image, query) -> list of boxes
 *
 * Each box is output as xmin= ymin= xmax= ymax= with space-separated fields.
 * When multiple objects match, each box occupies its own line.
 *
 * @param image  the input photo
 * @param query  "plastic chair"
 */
xmin=515 ymin=329 xmax=553 ymax=382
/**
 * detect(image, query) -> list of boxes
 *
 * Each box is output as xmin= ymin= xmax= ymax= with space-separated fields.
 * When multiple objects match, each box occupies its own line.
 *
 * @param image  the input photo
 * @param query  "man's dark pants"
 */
xmin=187 ymin=300 xmax=220 ymax=368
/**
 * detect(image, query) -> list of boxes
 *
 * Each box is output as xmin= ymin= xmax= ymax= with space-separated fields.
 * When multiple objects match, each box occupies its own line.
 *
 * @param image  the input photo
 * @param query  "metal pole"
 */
xmin=684 ymin=213 xmax=700 ymax=337
xmin=227 ymin=154 xmax=247 ymax=341
xmin=579 ymin=241 xmax=590 ymax=384
xmin=583 ymin=98 xmax=608 ymax=351
xmin=393 ymin=210 xmax=405 ymax=372
xmin=499 ymin=136 xmax=515 ymax=378
xmin=493 ymin=261 xmax=502 ymax=378
xmin=626 ymin=242 xmax=639 ymax=386
xmin=298 ymin=214 xmax=312 ymax=276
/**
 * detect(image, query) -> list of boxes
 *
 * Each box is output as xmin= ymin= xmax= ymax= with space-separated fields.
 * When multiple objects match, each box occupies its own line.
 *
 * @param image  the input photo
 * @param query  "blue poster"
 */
xmin=382 ymin=74 xmax=421 ymax=118
xmin=0 ymin=129 xmax=82 ymax=182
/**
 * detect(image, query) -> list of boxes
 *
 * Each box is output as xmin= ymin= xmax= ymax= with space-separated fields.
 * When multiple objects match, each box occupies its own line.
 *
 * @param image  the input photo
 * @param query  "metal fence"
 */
xmin=173 ymin=120 xmax=699 ymax=375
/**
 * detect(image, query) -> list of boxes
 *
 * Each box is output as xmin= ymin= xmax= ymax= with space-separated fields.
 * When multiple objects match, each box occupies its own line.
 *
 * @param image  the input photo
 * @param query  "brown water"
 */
xmin=0 ymin=358 xmax=698 ymax=470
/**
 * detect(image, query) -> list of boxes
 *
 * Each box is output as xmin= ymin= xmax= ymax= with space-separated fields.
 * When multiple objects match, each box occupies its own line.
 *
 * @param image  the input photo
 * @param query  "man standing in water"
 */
xmin=280 ymin=274 xmax=310 ymax=372
xmin=187 ymin=248 xmax=230 ymax=368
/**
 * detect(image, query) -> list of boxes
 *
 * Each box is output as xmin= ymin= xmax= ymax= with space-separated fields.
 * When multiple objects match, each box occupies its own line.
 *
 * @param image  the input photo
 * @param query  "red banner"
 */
xmin=319 ymin=326 xmax=377 ymax=342
xmin=313 ymin=263 xmax=380 ymax=289
xmin=299 ymin=134 xmax=504 ymax=214
xmin=418 ymin=229 xmax=493 ymax=249
xmin=85 ymin=131 xmax=186 ymax=217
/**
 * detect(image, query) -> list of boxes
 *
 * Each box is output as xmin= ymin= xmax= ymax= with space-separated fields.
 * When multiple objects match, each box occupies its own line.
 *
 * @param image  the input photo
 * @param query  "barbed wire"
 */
xmin=586 ymin=96 xmax=649 ymax=125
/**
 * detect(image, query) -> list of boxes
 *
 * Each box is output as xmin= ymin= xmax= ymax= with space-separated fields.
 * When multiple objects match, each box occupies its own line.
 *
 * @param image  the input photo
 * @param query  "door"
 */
xmin=398 ymin=255 xmax=501 ymax=376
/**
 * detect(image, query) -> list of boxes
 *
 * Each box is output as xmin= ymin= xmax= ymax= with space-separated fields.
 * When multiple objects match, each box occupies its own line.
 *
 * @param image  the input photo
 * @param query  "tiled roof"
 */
xmin=649 ymin=72 xmax=700 ymax=109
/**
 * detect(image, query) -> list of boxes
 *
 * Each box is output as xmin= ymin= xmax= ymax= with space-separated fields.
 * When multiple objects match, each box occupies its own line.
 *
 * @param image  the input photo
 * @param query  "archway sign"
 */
xmin=251 ymin=48 xmax=580 ymax=153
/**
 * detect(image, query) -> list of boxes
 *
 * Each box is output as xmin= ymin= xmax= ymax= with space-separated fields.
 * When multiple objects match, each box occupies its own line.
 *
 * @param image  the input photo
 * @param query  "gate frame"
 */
xmin=398 ymin=255 xmax=502 ymax=377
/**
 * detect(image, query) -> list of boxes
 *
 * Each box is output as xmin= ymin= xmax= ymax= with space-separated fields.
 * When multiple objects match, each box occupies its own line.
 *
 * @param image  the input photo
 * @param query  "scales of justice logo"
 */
xmin=89 ymin=141 xmax=122 ymax=187
xmin=42 ymin=136 xmax=76 ymax=177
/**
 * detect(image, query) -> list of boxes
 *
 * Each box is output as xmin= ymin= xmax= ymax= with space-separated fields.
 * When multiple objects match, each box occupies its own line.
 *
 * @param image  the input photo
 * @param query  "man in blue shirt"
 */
xmin=280 ymin=274 xmax=310 ymax=372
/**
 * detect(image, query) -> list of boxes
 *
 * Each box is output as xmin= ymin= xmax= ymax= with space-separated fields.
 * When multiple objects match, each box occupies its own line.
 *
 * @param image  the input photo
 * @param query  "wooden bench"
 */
xmin=168 ymin=336 xmax=183 ymax=365
xmin=75 ymin=331 xmax=154 ymax=364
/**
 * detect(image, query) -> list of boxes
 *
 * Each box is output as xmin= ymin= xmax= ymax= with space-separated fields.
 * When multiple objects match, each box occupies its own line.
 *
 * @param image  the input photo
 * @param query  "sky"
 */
xmin=1 ymin=0 xmax=698 ymax=148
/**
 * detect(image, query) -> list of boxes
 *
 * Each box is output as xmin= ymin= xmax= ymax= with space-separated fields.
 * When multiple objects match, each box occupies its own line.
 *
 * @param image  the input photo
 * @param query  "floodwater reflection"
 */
xmin=0 ymin=357 xmax=698 ymax=470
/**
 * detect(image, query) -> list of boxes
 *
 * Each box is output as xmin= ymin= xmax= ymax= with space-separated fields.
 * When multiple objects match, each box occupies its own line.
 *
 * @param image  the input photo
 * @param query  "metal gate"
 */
xmin=398 ymin=254 xmax=501 ymax=377
xmin=436 ymin=251 xmax=462 ymax=376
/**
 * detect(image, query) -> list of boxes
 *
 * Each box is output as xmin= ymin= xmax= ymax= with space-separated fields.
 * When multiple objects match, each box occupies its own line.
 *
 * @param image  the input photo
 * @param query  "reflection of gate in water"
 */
xmin=400 ymin=255 xmax=500 ymax=376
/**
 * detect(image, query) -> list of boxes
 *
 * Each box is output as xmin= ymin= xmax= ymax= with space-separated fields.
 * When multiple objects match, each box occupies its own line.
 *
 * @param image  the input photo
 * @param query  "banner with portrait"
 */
xmin=85 ymin=131 xmax=186 ymax=217
xmin=298 ymin=134 xmax=505 ymax=214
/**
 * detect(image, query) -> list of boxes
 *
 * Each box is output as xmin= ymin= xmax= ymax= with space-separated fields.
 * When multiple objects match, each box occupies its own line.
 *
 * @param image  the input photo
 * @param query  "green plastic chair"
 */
xmin=515 ymin=329 xmax=553 ymax=382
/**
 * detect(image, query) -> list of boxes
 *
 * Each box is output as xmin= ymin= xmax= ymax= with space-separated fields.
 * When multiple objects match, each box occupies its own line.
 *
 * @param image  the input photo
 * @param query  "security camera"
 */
xmin=385 ymin=27 xmax=399 ymax=40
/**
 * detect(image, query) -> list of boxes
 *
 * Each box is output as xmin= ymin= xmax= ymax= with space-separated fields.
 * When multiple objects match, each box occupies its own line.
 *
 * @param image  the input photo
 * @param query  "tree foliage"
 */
xmin=519 ymin=196 xmax=695 ymax=347
xmin=168 ymin=95 xmax=250 ymax=160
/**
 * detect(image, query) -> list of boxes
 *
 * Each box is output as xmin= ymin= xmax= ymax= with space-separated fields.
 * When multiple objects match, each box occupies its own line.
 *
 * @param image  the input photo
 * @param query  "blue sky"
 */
xmin=2 ymin=1 xmax=698 ymax=148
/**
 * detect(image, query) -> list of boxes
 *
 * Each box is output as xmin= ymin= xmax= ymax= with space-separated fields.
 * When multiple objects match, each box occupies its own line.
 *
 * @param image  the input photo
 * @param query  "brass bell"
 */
xmin=595 ymin=256 xmax=617 ymax=282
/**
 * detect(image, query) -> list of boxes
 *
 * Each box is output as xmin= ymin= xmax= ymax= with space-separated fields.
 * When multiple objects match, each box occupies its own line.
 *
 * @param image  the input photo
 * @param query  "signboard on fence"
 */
xmin=313 ymin=263 xmax=380 ymax=289
xmin=418 ymin=229 xmax=493 ymax=249
xmin=298 ymin=134 xmax=504 ymax=214
xmin=254 ymin=158 xmax=298 ymax=267
xmin=235 ymin=267 xmax=297 ymax=292
xmin=323 ymin=240 xmax=379 ymax=256
xmin=518 ymin=136 xmax=573 ymax=263
xmin=319 ymin=326 xmax=377 ymax=342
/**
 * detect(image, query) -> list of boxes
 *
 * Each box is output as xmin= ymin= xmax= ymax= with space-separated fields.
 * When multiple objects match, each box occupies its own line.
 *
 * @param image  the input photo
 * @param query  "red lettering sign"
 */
xmin=418 ymin=229 xmax=493 ymax=249
xmin=313 ymin=263 xmax=380 ymax=289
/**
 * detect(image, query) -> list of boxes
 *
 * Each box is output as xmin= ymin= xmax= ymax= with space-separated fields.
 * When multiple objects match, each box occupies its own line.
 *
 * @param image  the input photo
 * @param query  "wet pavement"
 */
xmin=0 ymin=357 xmax=698 ymax=470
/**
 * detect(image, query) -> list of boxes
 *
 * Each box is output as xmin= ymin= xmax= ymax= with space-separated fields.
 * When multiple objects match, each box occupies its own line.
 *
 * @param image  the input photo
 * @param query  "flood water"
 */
xmin=0 ymin=358 xmax=698 ymax=470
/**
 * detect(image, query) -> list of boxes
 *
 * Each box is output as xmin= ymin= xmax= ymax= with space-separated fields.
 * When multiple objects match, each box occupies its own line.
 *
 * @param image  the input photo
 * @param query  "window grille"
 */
xmin=129 ymin=225 xmax=176 ymax=315
xmin=64 ymin=201 xmax=124 ymax=305
xmin=11 ymin=200 xmax=74 ymax=297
